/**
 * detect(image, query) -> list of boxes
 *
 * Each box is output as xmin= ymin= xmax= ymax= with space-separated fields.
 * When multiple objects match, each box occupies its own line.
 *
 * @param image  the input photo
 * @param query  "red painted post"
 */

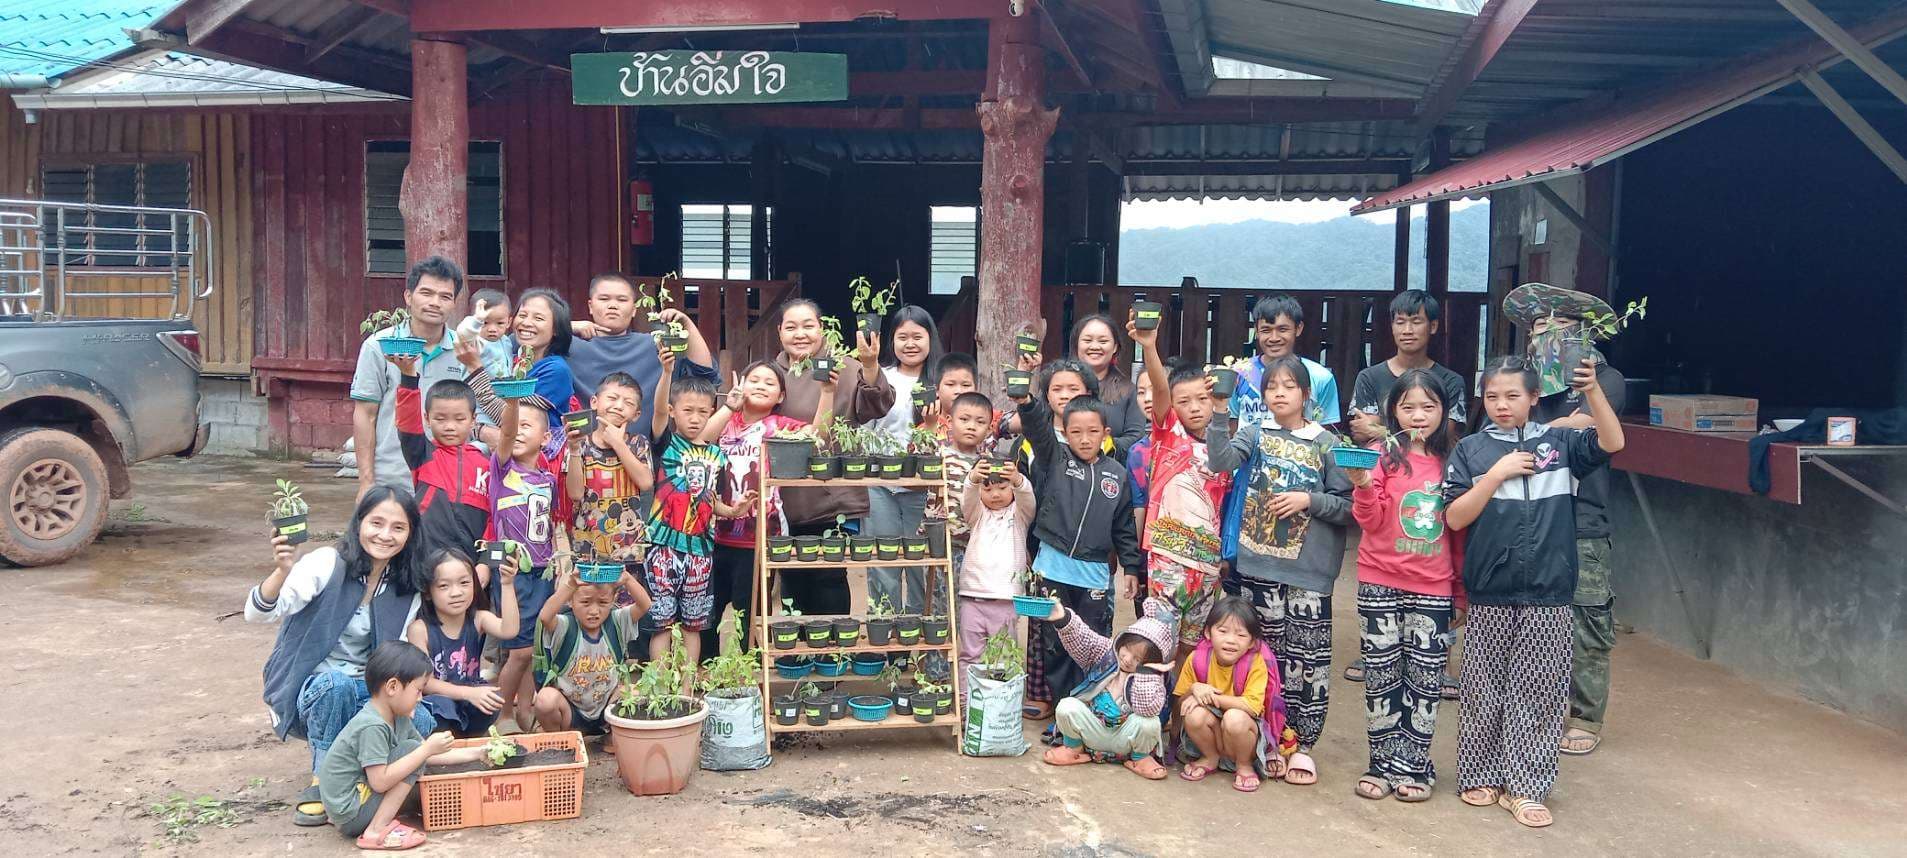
xmin=976 ymin=14 xmax=1057 ymax=396
xmin=400 ymin=35 xmax=469 ymax=273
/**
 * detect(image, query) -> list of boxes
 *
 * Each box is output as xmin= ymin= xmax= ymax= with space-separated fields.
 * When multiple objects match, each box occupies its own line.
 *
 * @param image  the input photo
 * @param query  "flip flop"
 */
xmin=1178 ymin=763 xmax=1212 ymax=782
xmin=1354 ymin=776 xmax=1393 ymax=800
xmin=1441 ymin=675 xmax=1461 ymax=700
xmin=356 ymin=820 xmax=427 ymax=851
xmin=1283 ymin=752 xmax=1318 ymax=786
xmin=1232 ymin=771 xmax=1262 ymax=793
xmin=293 ymin=783 xmax=327 ymax=827
xmin=1499 ymin=794 xmax=1555 ymax=828
xmin=1123 ymin=757 xmax=1168 ymax=780
xmin=1395 ymin=782 xmax=1434 ymax=803
xmin=1343 ymin=660 xmax=1366 ymax=682
xmin=1022 ymin=701 xmax=1054 ymax=720
xmin=1460 ymin=785 xmax=1504 ymax=807
xmin=1042 ymin=745 xmax=1094 ymax=767
xmin=1559 ymin=730 xmax=1601 ymax=756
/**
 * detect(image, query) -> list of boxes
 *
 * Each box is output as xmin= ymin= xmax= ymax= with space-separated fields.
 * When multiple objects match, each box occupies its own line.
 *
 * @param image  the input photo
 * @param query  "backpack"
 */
xmin=1190 ymin=638 xmax=1291 ymax=757
xmin=532 ymin=613 xmax=627 ymax=688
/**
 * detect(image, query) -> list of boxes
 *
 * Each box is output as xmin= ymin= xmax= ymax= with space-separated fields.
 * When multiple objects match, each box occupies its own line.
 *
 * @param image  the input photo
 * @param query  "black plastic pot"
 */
xmin=563 ymin=409 xmax=597 ymax=436
xmin=840 ymin=456 xmax=871 ymax=480
xmin=765 ymin=438 xmax=816 ymax=480
xmin=876 ymin=539 xmax=901 ymax=561
xmin=875 ymin=455 xmax=906 ymax=479
xmin=271 ymin=513 xmax=310 ymax=545
xmin=934 ymin=687 xmax=954 ymax=715
xmin=794 ymin=535 xmax=823 ymax=562
xmin=921 ymin=520 xmax=948 ymax=558
xmin=902 ymin=539 xmax=927 ymax=560
xmin=832 ymin=617 xmax=861 ymax=646
xmin=1003 ymin=370 xmax=1032 ymax=398
xmin=895 ymin=615 xmax=923 ymax=644
xmin=1015 ymin=333 xmax=1041 ymax=357
xmin=767 ymin=536 xmax=795 ymax=563
xmin=849 ymin=536 xmax=877 ymax=561
xmin=803 ymin=696 xmax=832 ymax=726
xmin=893 ymin=687 xmax=915 ymax=713
xmin=866 ymin=617 xmax=895 ymax=645
xmin=915 ymin=456 xmax=944 ymax=480
xmin=773 ymin=694 xmax=801 ymax=726
xmin=922 ymin=616 xmax=950 ymax=645
xmin=807 ymin=455 xmax=841 ymax=480
xmin=1207 ymin=367 xmax=1238 ymax=399
xmin=1132 ymin=300 xmax=1164 ymax=330
xmin=827 ymin=692 xmax=848 ymax=721
xmin=802 ymin=618 xmax=834 ymax=648
xmin=912 ymin=700 xmax=937 ymax=723
xmin=811 ymin=356 xmax=837 ymax=383
xmin=659 ymin=332 xmax=689 ymax=354
xmin=820 ymin=544 xmax=845 ymax=563
xmin=856 ymin=313 xmax=882 ymax=338
xmin=912 ymin=390 xmax=933 ymax=413
xmin=769 ymin=619 xmax=801 ymax=650
xmin=482 ymin=542 xmax=508 ymax=568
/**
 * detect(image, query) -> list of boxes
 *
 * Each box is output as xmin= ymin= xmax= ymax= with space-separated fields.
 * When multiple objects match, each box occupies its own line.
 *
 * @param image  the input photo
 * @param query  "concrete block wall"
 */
xmin=266 ymin=379 xmax=355 ymax=455
xmin=199 ymin=377 xmax=270 ymax=455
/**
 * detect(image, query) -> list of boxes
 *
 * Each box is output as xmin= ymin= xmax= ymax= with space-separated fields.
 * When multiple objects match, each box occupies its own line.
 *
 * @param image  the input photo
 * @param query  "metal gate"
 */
xmin=0 ymin=197 xmax=214 ymax=321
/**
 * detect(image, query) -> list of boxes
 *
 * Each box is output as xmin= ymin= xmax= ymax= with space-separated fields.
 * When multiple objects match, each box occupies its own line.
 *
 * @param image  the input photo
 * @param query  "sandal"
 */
xmin=1232 ymin=771 xmax=1261 ymax=793
xmin=1395 ymin=782 xmax=1433 ymax=803
xmin=1461 ymin=785 xmax=1504 ymax=807
xmin=1559 ymin=729 xmax=1601 ymax=756
xmin=1042 ymin=745 xmax=1094 ymax=767
xmin=1283 ymin=752 xmax=1318 ymax=786
xmin=1123 ymin=757 xmax=1168 ymax=780
xmin=1022 ymin=701 xmax=1054 ymax=720
xmin=1354 ymin=776 xmax=1393 ymax=800
xmin=356 ymin=820 xmax=427 ymax=851
xmin=293 ymin=782 xmax=328 ymax=827
xmin=1343 ymin=660 xmax=1366 ymax=682
xmin=1440 ymin=674 xmax=1460 ymax=700
xmin=1178 ymin=763 xmax=1213 ymax=783
xmin=1499 ymin=794 xmax=1555 ymax=828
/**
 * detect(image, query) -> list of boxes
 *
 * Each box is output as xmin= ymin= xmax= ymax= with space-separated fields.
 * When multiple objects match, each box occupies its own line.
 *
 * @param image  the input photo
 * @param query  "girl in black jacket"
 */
xmin=1442 ymin=356 xmax=1624 ymax=829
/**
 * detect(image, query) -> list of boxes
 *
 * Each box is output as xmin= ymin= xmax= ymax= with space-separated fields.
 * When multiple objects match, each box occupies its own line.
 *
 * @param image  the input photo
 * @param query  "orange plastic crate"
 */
xmin=417 ymin=730 xmax=589 ymax=831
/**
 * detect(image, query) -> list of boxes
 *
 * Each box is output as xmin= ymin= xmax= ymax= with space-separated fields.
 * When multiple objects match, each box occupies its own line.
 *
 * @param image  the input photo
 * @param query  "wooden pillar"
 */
xmin=1392 ymin=199 xmax=1411 ymax=291
xmin=977 ymin=14 xmax=1058 ymax=395
xmin=750 ymin=136 xmax=776 ymax=280
xmin=399 ymin=35 xmax=468 ymax=271
xmin=1424 ymin=131 xmax=1452 ymax=359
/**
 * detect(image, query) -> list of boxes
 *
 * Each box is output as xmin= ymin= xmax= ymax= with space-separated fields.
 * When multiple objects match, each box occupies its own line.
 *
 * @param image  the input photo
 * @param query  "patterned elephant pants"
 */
xmin=1357 ymin=583 xmax=1453 ymax=787
xmin=1457 ymin=604 xmax=1573 ymax=801
xmin=1235 ymin=578 xmax=1332 ymax=750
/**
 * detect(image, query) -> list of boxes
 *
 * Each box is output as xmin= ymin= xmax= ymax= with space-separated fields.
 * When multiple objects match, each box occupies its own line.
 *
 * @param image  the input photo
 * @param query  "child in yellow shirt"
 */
xmin=1174 ymin=596 xmax=1291 ymax=792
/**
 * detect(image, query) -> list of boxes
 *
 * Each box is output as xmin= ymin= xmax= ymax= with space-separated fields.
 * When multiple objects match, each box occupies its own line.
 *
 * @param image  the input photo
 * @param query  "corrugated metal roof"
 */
xmin=0 ymin=0 xmax=172 ymax=78
xmin=53 ymin=49 xmax=368 ymax=95
xmin=1191 ymin=0 xmax=1474 ymax=96
xmin=1352 ymin=5 xmax=1907 ymax=213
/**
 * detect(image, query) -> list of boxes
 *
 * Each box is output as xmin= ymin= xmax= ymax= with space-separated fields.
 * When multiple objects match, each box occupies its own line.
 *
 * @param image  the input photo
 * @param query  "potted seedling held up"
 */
xmin=637 ymin=273 xmax=692 ymax=354
xmin=361 ymin=308 xmax=423 ymax=357
xmin=492 ymin=351 xmax=539 ymax=400
xmin=1002 ymin=364 xmax=1033 ymax=399
xmin=268 ymin=479 xmax=310 ymax=545
xmin=1131 ymin=298 xmax=1164 ymax=330
xmin=1206 ymin=355 xmax=1241 ymax=400
xmin=850 ymin=276 xmax=899 ymax=338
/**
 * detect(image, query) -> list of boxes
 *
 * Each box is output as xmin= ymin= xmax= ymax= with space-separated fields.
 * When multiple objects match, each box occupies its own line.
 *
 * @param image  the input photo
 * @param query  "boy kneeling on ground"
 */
xmin=319 ymin=642 xmax=486 ymax=851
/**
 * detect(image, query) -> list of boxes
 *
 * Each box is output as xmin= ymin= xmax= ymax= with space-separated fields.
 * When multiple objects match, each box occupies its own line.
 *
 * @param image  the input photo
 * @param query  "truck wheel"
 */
xmin=0 ymin=427 xmax=109 ymax=567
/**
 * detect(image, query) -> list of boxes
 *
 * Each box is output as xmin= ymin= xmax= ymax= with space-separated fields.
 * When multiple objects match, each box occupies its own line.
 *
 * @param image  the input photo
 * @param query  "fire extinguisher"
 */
xmin=628 ymin=178 xmax=654 ymax=246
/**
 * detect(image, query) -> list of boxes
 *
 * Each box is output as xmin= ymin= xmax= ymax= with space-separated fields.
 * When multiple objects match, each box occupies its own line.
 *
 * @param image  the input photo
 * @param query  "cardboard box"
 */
xmin=1650 ymin=395 xmax=1759 ymax=433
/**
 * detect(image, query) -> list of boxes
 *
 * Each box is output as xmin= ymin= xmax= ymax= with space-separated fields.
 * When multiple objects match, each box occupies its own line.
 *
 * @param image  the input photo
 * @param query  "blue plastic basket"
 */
xmin=578 ymin=562 xmax=623 ymax=584
xmin=815 ymin=658 xmax=850 ymax=677
xmin=849 ymin=654 xmax=886 ymax=676
xmin=848 ymin=695 xmax=894 ymax=722
xmin=1013 ymin=595 xmax=1058 ymax=619
xmin=774 ymin=657 xmax=814 ymax=680
xmin=492 ymin=378 xmax=538 ymax=400
xmin=377 ymin=336 xmax=427 ymax=358
xmin=1330 ymin=446 xmax=1381 ymax=470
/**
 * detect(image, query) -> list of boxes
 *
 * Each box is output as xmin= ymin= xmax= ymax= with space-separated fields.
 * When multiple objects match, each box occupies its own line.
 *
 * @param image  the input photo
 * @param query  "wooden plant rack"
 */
xmin=753 ymin=475 xmax=961 ymax=740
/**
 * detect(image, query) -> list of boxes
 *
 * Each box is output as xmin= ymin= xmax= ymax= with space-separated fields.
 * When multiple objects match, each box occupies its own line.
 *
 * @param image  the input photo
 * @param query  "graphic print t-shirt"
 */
xmin=572 ymin=433 xmax=652 ymax=564
xmin=1145 ymin=412 xmax=1228 ymax=573
xmin=648 ymin=428 xmax=729 ymax=554
xmin=490 ymin=437 xmax=563 ymax=568
xmin=711 ymin=414 xmax=803 ymax=548
xmin=1238 ymin=423 xmax=1328 ymax=562
xmin=548 ymin=609 xmax=638 ymax=719
xmin=1351 ymin=449 xmax=1459 ymax=597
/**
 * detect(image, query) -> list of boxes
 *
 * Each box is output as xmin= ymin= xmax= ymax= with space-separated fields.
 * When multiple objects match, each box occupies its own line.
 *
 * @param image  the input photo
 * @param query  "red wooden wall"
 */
xmin=245 ymin=75 xmax=623 ymax=450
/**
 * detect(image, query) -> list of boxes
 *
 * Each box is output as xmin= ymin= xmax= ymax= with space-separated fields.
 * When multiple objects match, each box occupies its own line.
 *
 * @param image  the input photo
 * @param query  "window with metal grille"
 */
xmin=39 ymin=160 xmax=191 ymax=267
xmin=681 ymin=204 xmax=768 ymax=280
xmin=365 ymin=141 xmax=504 ymax=276
xmin=930 ymin=205 xmax=978 ymax=295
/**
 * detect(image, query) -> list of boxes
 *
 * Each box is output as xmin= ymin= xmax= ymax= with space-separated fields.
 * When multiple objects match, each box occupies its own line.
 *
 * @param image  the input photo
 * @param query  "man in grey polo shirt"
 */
xmin=350 ymin=256 xmax=467 ymax=499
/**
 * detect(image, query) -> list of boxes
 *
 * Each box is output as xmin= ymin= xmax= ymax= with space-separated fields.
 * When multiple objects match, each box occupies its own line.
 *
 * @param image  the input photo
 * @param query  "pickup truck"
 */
xmin=0 ymin=199 xmax=211 ymax=566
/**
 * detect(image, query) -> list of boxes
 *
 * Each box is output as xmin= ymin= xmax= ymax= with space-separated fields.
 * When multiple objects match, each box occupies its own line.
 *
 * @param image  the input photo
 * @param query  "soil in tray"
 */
xmin=428 ymin=747 xmax=578 ymax=775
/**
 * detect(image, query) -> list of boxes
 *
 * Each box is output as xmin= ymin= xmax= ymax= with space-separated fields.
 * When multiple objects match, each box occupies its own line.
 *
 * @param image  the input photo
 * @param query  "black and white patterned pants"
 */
xmin=1236 ymin=577 xmax=1332 ymax=751
xmin=1457 ymin=604 xmax=1573 ymax=801
xmin=1357 ymin=583 xmax=1453 ymax=787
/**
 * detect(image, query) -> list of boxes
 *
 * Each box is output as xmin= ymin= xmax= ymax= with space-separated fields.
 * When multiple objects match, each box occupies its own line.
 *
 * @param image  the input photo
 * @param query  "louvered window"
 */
xmin=365 ymin=141 xmax=503 ymax=276
xmin=39 ymin=160 xmax=191 ymax=267
xmin=930 ymin=205 xmax=978 ymax=295
xmin=681 ymin=203 xmax=767 ymax=280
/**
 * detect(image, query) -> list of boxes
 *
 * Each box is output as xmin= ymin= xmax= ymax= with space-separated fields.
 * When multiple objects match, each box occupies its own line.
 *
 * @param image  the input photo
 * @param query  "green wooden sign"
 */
xmin=571 ymin=51 xmax=848 ymax=106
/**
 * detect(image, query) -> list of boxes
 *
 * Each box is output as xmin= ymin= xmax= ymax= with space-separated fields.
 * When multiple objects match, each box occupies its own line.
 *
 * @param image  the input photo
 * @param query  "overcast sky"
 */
xmin=1122 ymin=197 xmax=1486 ymax=230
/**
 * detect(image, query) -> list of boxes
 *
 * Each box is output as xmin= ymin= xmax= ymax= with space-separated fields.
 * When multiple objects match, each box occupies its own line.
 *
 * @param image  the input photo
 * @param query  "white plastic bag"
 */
xmin=962 ymin=665 xmax=1028 ymax=757
xmin=701 ymin=690 xmax=771 ymax=771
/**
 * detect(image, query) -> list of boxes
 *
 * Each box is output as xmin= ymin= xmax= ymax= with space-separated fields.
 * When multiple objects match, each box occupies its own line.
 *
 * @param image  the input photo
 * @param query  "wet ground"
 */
xmin=4 ymin=455 xmax=1905 ymax=856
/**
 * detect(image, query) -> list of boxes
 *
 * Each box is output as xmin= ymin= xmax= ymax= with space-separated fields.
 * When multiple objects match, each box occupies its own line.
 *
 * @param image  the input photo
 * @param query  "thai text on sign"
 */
xmin=571 ymin=51 xmax=848 ymax=105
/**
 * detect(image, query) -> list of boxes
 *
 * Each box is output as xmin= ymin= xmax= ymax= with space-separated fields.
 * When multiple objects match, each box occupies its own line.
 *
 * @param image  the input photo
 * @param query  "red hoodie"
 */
xmin=1351 ymin=448 xmax=1464 ymax=602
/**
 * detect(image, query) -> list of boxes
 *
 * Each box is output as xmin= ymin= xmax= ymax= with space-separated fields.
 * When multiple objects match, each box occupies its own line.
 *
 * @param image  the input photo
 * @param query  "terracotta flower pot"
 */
xmin=604 ymin=697 xmax=708 ymax=796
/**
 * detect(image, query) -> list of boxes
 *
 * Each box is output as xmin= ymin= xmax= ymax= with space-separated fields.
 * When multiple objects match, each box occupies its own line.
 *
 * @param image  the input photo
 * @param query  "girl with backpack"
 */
xmin=1175 ymin=596 xmax=1295 ymax=792
xmin=1345 ymin=370 xmax=1462 ymax=802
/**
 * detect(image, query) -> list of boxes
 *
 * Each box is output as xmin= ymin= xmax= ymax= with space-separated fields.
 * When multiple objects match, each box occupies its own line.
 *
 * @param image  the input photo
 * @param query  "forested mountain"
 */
xmin=1118 ymin=204 xmax=1490 ymax=292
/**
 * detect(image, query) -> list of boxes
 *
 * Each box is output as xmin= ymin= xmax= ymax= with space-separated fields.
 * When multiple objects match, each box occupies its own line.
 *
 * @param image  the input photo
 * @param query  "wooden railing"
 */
xmin=632 ymin=273 xmax=802 ymax=370
xmin=940 ymin=278 xmax=1489 ymax=395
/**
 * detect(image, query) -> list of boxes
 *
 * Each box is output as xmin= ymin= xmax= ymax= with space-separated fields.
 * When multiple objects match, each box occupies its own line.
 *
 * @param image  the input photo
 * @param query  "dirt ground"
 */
xmin=4 ymin=455 xmax=1905 ymax=856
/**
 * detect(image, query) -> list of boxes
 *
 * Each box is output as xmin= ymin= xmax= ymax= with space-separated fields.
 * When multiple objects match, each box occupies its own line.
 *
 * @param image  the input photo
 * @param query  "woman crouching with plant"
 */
xmin=246 ymin=486 xmax=432 ymax=827
xmin=1344 ymin=370 xmax=1461 ymax=803
xmin=771 ymin=298 xmax=893 ymax=615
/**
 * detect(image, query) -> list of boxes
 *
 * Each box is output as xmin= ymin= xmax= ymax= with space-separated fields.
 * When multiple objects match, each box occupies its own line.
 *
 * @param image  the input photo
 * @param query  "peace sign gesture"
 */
xmin=724 ymin=370 xmax=745 ymax=412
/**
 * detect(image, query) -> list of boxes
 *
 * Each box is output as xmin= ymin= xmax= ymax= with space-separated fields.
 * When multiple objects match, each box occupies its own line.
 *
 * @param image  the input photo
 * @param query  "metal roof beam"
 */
xmin=1777 ymin=0 xmax=1907 ymax=109
xmin=409 ymin=0 xmax=1003 ymax=32
xmin=1125 ymin=158 xmax=1414 ymax=176
xmin=305 ymin=6 xmax=384 ymax=63
xmin=1415 ymin=0 xmax=1542 ymax=134
xmin=141 ymin=20 xmax=412 ymax=95
xmin=184 ymin=0 xmax=260 ymax=46
xmin=1037 ymin=2 xmax=1098 ymax=95
xmin=1530 ymin=181 xmax=1615 ymax=257
xmin=1797 ymin=70 xmax=1907 ymax=185
xmin=1152 ymin=0 xmax=1216 ymax=96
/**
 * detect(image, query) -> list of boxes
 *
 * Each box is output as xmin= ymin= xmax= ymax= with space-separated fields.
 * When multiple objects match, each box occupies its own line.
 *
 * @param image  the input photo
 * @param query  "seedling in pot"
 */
xmin=267 ymin=479 xmax=310 ymax=545
xmin=850 ymin=276 xmax=900 ymax=337
xmin=770 ymin=598 xmax=803 ymax=650
xmin=491 ymin=351 xmax=539 ymax=400
xmin=765 ymin=424 xmax=817 ymax=481
xmin=910 ymin=381 xmax=932 ymax=413
xmin=866 ymin=595 xmax=897 ymax=645
xmin=979 ymin=628 xmax=1025 ymax=682
xmin=701 ymin=611 xmax=764 ymax=696
xmin=635 ymin=273 xmax=693 ymax=353
xmin=1131 ymin=299 xmax=1164 ymax=330
xmin=1205 ymin=355 xmax=1241 ymax=399
xmin=482 ymin=726 xmax=526 ymax=768
xmin=612 ymin=626 xmax=697 ymax=719
xmin=1015 ymin=328 xmax=1041 ymax=357
xmin=918 ymin=678 xmax=954 ymax=715
xmin=362 ymin=307 xmax=424 ymax=357
xmin=1002 ymin=365 xmax=1033 ymax=399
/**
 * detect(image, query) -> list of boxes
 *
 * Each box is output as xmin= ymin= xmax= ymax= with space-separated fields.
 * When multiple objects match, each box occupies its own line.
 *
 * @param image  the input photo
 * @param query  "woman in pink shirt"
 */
xmin=1345 ymin=370 xmax=1462 ymax=803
